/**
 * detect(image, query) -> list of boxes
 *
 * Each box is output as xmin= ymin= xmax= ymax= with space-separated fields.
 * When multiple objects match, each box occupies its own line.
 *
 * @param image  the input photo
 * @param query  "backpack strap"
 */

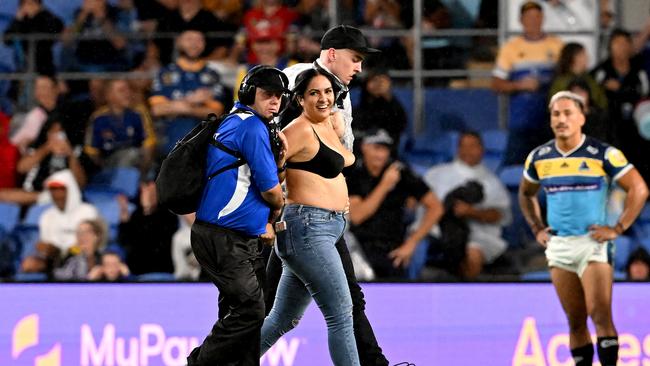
xmin=206 ymin=108 xmax=253 ymax=180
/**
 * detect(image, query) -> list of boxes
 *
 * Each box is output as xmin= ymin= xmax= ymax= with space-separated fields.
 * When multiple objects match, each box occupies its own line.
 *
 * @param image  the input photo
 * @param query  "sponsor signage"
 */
xmin=1 ymin=283 xmax=648 ymax=365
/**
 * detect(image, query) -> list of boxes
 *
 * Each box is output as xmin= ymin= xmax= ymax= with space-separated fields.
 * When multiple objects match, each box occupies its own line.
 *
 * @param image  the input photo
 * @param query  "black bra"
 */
xmin=286 ymin=127 xmax=344 ymax=179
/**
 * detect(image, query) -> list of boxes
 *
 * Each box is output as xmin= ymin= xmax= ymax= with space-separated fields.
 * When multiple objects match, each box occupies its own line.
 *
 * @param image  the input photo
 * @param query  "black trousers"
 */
xmin=188 ymin=221 xmax=266 ymax=366
xmin=265 ymin=235 xmax=389 ymax=366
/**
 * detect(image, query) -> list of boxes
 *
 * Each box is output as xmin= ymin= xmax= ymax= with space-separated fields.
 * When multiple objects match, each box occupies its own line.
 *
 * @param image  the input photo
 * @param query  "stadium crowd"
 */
xmin=0 ymin=0 xmax=650 ymax=283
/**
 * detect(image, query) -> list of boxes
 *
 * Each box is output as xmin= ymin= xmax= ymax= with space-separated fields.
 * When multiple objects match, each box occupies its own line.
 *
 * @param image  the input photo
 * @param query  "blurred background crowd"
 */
xmin=1 ymin=0 xmax=650 ymax=283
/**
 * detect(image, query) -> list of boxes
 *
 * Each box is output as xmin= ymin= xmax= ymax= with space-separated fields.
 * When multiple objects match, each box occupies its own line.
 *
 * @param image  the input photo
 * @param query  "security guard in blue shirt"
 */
xmin=187 ymin=65 xmax=288 ymax=366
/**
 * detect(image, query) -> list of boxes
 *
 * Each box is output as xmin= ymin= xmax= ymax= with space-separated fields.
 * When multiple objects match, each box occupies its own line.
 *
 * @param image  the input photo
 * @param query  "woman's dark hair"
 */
xmin=626 ymin=247 xmax=650 ymax=272
xmin=566 ymin=77 xmax=594 ymax=105
xmin=607 ymin=28 xmax=632 ymax=55
xmin=556 ymin=42 xmax=585 ymax=75
xmin=291 ymin=68 xmax=340 ymax=109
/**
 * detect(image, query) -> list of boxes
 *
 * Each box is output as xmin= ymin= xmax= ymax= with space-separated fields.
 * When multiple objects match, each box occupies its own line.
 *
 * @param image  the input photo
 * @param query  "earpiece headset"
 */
xmin=238 ymin=65 xmax=291 ymax=113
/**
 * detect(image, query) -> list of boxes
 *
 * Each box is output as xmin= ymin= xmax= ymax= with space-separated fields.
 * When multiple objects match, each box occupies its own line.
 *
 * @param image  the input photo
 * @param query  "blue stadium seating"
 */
xmin=0 ymin=202 xmax=20 ymax=235
xmin=639 ymin=238 xmax=650 ymax=254
xmin=497 ymin=165 xmax=523 ymax=188
xmin=13 ymin=272 xmax=48 ymax=282
xmin=406 ymin=239 xmax=430 ymax=280
xmin=520 ymin=270 xmax=551 ymax=281
xmin=88 ymin=167 xmax=140 ymax=199
xmin=482 ymin=155 xmax=502 ymax=174
xmin=14 ymin=203 xmax=51 ymax=263
xmin=92 ymin=198 xmax=135 ymax=242
xmin=498 ymin=165 xmax=534 ymax=249
xmin=481 ymin=129 xmax=508 ymax=155
xmin=631 ymin=203 xmax=650 ymax=241
xmin=614 ymin=235 xmax=634 ymax=272
xmin=137 ymin=272 xmax=176 ymax=282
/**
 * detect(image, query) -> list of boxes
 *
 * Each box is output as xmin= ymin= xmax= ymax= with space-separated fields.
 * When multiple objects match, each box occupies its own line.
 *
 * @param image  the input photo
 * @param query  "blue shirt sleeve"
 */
xmin=237 ymin=117 xmax=279 ymax=192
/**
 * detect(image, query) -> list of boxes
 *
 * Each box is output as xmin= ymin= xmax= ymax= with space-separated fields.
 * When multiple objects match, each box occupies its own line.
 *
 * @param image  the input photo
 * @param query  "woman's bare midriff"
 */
xmin=285 ymin=169 xmax=348 ymax=211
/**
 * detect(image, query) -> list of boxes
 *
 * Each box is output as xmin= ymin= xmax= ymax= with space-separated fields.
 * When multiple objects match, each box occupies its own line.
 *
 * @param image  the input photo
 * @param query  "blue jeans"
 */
xmin=261 ymin=204 xmax=360 ymax=366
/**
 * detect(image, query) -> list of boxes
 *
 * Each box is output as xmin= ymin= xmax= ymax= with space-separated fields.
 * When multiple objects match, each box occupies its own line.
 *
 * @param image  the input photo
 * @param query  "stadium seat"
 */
xmin=631 ymin=203 xmax=650 ymax=241
xmin=498 ymin=165 xmax=524 ymax=188
xmin=614 ymin=235 xmax=633 ymax=272
xmin=13 ymin=203 xmax=51 ymax=263
xmin=639 ymin=238 xmax=650 ymax=254
xmin=83 ymin=186 xmax=121 ymax=205
xmin=482 ymin=155 xmax=502 ymax=173
xmin=23 ymin=203 xmax=52 ymax=226
xmin=498 ymin=165 xmax=533 ymax=249
xmin=13 ymin=272 xmax=48 ymax=282
xmin=93 ymin=198 xmax=134 ymax=242
xmin=0 ymin=202 xmax=20 ymax=235
xmin=520 ymin=270 xmax=551 ymax=281
xmin=89 ymin=167 xmax=140 ymax=199
xmin=481 ymin=129 xmax=508 ymax=156
xmin=406 ymin=239 xmax=430 ymax=280
xmin=137 ymin=272 xmax=176 ymax=282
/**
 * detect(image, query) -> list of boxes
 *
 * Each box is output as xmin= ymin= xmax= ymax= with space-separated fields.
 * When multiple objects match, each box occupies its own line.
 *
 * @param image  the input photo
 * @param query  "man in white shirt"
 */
xmin=423 ymin=131 xmax=512 ymax=279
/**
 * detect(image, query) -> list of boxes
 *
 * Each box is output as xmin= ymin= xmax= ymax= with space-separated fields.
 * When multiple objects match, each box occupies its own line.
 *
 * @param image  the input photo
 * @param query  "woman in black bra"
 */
xmin=260 ymin=69 xmax=359 ymax=365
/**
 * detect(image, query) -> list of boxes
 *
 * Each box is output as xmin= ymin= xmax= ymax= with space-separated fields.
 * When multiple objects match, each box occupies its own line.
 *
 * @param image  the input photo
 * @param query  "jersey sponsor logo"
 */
xmin=544 ymin=182 xmax=600 ymax=194
xmin=579 ymin=161 xmax=589 ymax=171
xmin=607 ymin=148 xmax=628 ymax=168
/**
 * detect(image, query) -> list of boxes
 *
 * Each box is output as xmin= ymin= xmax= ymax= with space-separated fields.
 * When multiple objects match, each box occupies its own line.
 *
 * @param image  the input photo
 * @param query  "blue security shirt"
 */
xmin=523 ymin=135 xmax=633 ymax=236
xmin=196 ymin=102 xmax=279 ymax=236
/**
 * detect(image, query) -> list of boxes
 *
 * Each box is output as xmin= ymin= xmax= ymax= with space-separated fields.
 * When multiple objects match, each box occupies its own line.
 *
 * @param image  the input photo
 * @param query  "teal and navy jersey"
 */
xmin=196 ymin=103 xmax=279 ymax=236
xmin=150 ymin=61 xmax=226 ymax=104
xmin=523 ymin=135 xmax=633 ymax=236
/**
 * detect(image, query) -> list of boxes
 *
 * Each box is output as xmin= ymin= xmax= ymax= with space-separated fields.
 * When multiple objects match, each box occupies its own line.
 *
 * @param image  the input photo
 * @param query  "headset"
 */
xmin=238 ymin=65 xmax=291 ymax=113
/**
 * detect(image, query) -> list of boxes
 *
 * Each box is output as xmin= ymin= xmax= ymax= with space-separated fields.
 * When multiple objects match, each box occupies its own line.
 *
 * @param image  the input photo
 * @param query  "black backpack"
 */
xmin=156 ymin=111 xmax=249 ymax=215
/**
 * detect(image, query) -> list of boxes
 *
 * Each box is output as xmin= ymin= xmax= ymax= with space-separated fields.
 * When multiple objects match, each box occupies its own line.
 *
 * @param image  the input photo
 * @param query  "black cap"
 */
xmin=321 ymin=25 xmax=380 ymax=55
xmin=520 ymin=1 xmax=542 ymax=15
xmin=246 ymin=67 xmax=290 ymax=93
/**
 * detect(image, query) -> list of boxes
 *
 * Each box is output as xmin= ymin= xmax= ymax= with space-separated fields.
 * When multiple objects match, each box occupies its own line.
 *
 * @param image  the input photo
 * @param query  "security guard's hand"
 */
xmin=260 ymin=223 xmax=276 ymax=246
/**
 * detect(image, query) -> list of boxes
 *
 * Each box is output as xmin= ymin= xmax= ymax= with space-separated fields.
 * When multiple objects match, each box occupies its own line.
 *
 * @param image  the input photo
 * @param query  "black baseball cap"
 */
xmin=321 ymin=25 xmax=380 ymax=55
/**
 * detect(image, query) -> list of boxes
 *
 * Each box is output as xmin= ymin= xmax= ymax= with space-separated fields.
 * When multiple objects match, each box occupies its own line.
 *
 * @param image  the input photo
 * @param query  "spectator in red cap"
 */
xmin=243 ymin=0 xmax=298 ymax=64
xmin=234 ymin=25 xmax=297 ymax=101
